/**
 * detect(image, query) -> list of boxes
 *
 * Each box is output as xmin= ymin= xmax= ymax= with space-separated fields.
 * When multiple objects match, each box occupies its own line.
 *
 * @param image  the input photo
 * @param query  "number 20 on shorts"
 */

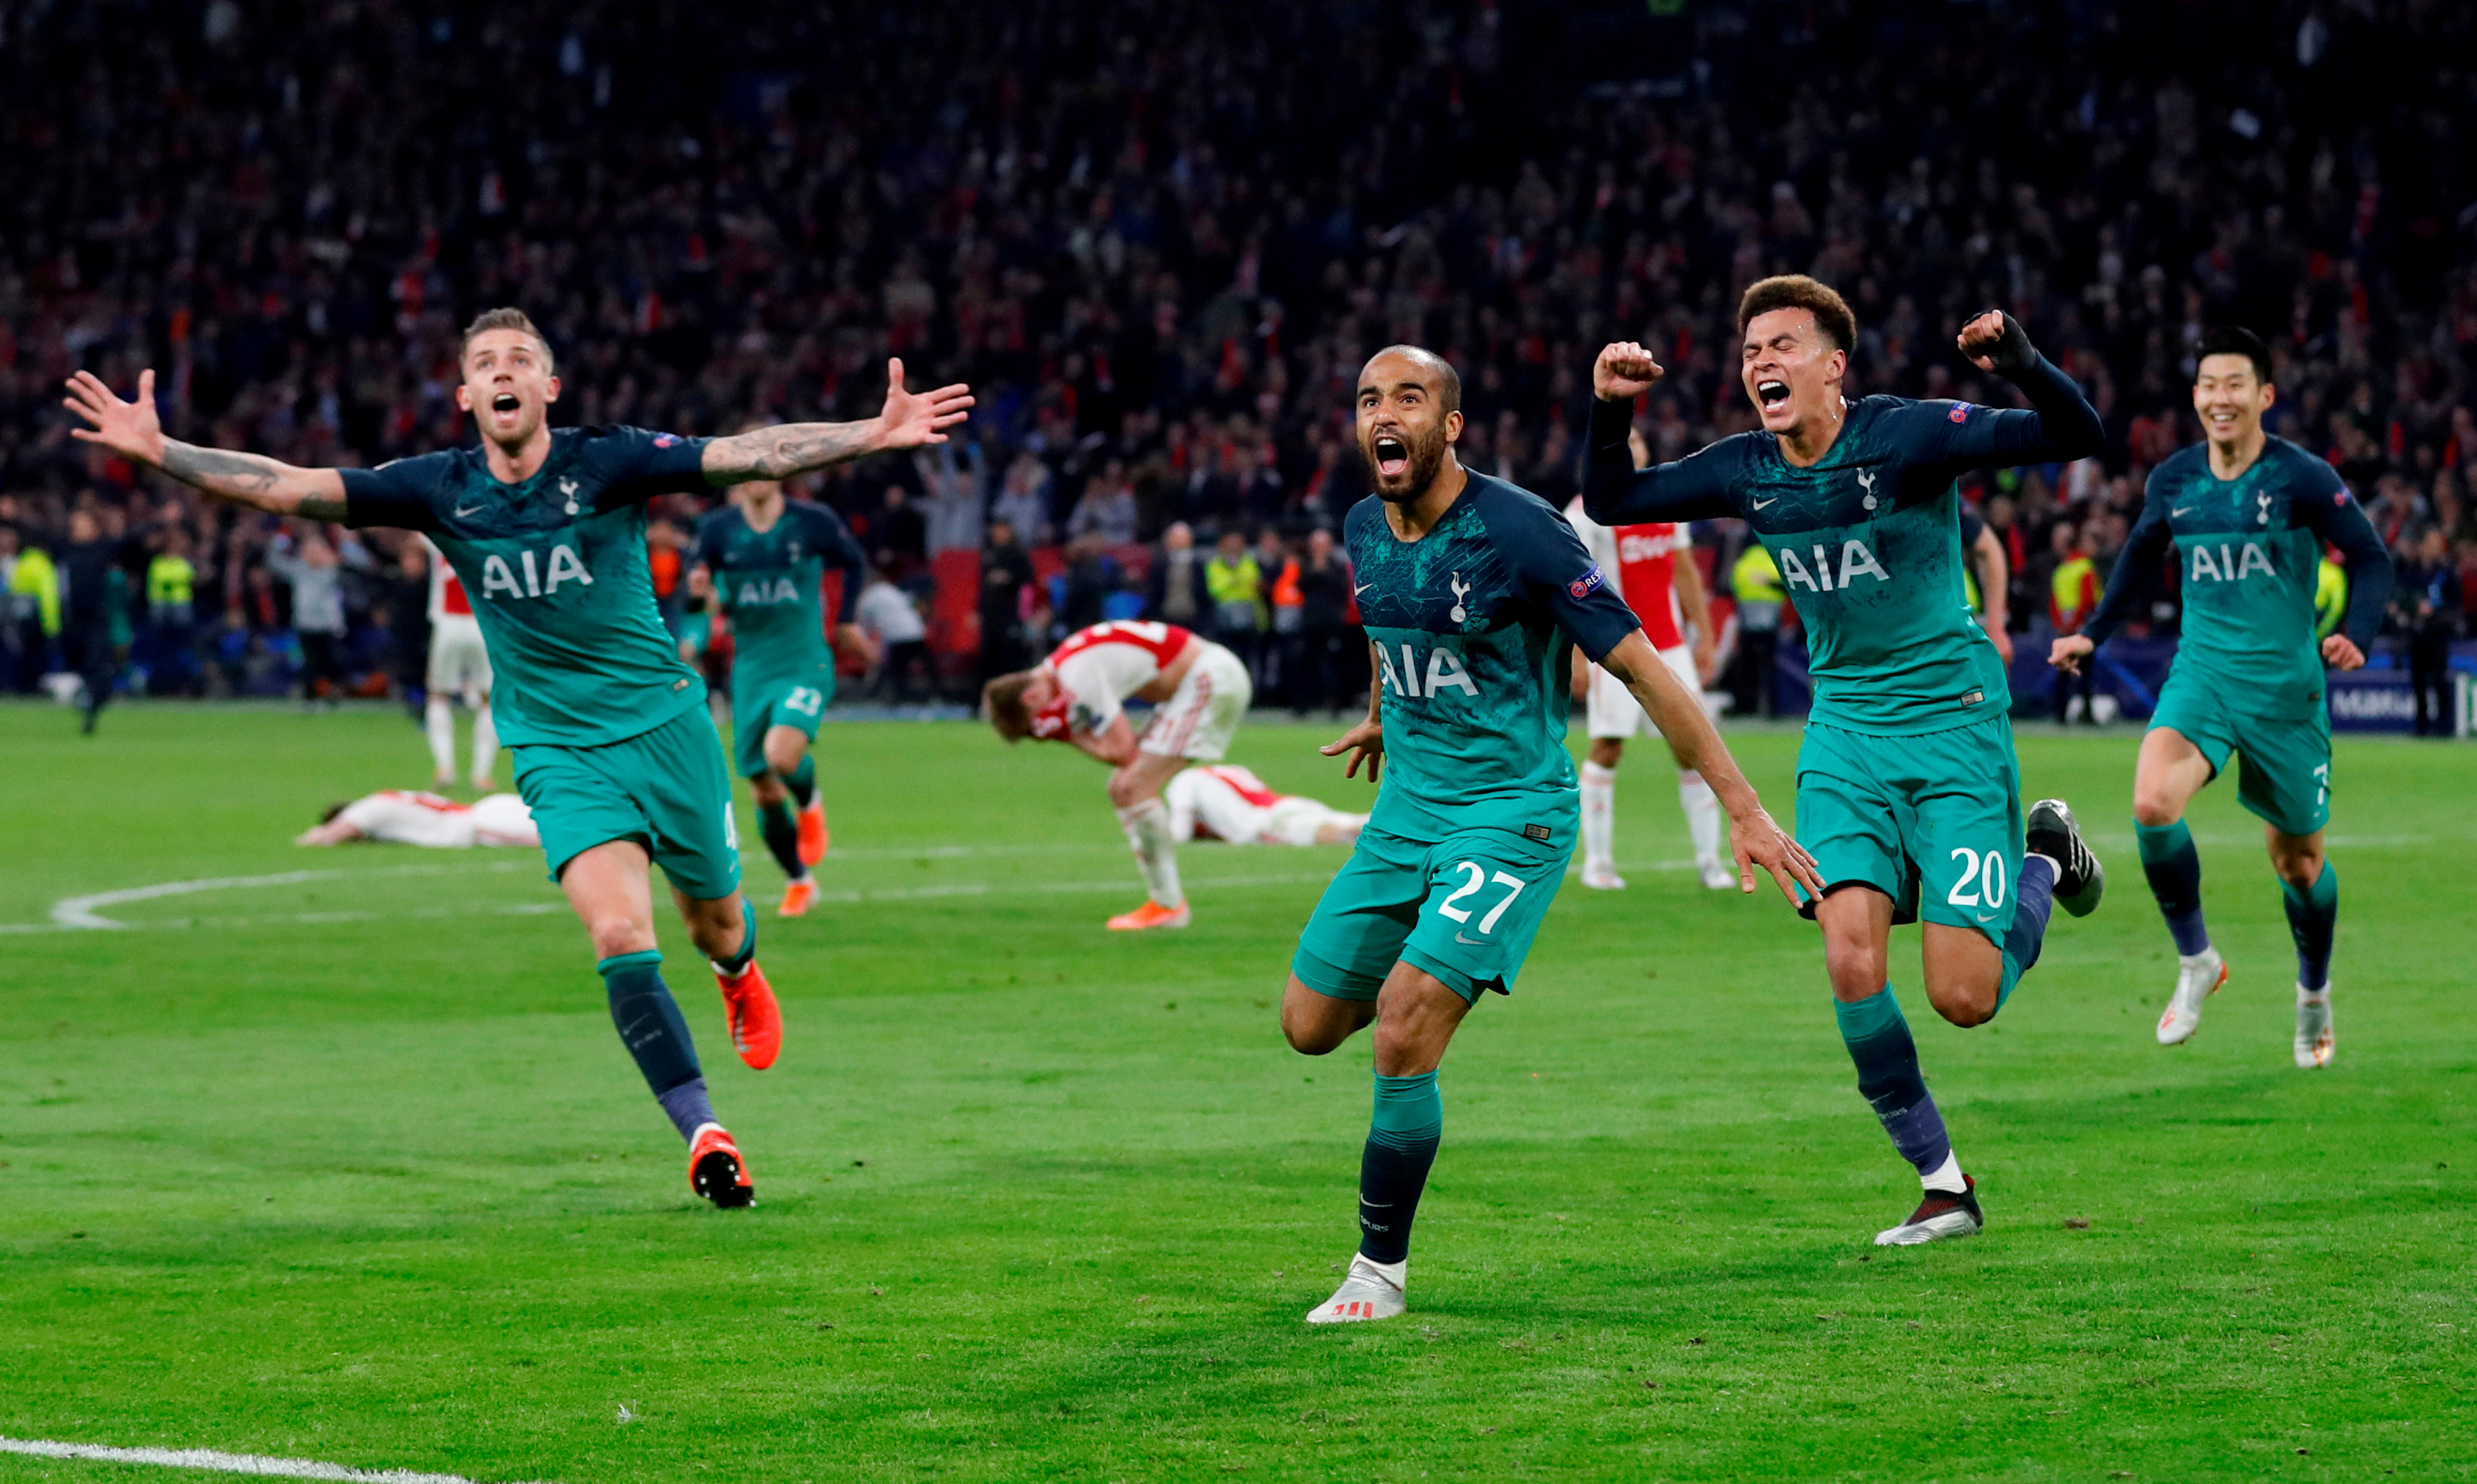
xmin=1435 ymin=861 xmax=1528 ymax=935
xmin=1945 ymin=847 xmax=2007 ymax=909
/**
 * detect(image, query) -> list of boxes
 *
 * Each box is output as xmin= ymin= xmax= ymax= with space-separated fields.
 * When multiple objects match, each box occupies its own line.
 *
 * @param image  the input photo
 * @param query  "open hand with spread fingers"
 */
xmin=878 ymin=358 xmax=975 ymax=450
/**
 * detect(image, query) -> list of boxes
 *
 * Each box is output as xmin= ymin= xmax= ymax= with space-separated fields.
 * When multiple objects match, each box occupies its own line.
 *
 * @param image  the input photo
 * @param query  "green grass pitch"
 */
xmin=0 ymin=701 xmax=2469 ymax=1483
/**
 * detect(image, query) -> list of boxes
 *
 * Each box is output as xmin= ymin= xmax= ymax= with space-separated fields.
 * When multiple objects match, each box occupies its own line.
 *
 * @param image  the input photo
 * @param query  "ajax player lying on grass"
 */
xmin=1164 ymin=764 xmax=1367 ymax=847
xmin=296 ymin=790 xmax=541 ymax=849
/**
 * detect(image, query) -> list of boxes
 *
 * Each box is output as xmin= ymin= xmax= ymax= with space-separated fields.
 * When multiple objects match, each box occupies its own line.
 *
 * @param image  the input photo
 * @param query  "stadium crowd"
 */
xmin=0 ymin=0 xmax=2470 ymax=724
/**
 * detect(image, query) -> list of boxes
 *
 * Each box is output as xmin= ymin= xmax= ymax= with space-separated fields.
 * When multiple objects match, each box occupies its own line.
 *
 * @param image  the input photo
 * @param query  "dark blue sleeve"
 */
xmin=337 ymin=452 xmax=455 ymax=532
xmin=1580 ymin=397 xmax=1743 ymax=524
xmin=588 ymin=426 xmax=714 ymax=509
xmin=801 ymin=503 xmax=868 ymax=623
xmin=2080 ymin=467 xmax=2178 ymax=648
xmin=1881 ymin=354 xmax=2105 ymax=504
xmin=691 ymin=511 xmax=731 ymax=576
xmin=1479 ymin=487 xmax=1641 ymax=663
xmin=1959 ymin=504 xmax=1986 ymax=545
xmin=2286 ymin=454 xmax=2395 ymax=650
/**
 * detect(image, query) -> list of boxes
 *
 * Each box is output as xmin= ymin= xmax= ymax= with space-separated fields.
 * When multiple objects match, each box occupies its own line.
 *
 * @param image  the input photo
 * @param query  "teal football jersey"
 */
xmin=1345 ymin=471 xmax=1640 ymax=840
xmin=340 ymin=425 xmax=713 ymax=747
xmin=1584 ymin=354 xmax=2103 ymax=735
xmin=2084 ymin=438 xmax=2393 ymax=720
xmin=694 ymin=500 xmax=865 ymax=688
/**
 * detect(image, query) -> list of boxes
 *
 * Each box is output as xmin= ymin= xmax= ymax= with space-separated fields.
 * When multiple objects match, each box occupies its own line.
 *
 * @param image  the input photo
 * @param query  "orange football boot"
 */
xmin=687 ymin=1123 xmax=755 ymax=1209
xmin=796 ymin=797 xmax=828 ymax=867
xmin=779 ymin=878 xmax=817 ymax=918
xmin=714 ymin=960 xmax=783 ymax=1070
xmin=1106 ymin=899 xmax=1193 ymax=931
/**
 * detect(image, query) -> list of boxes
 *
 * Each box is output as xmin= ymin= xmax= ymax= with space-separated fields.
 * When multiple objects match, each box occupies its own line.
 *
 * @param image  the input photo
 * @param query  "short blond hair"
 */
xmin=459 ymin=307 xmax=555 ymax=371
xmin=982 ymin=671 xmax=1037 ymax=741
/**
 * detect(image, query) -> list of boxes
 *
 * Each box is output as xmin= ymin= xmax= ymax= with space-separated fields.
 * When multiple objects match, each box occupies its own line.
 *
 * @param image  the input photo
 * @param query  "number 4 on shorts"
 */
xmin=1436 ymin=862 xmax=1528 ymax=935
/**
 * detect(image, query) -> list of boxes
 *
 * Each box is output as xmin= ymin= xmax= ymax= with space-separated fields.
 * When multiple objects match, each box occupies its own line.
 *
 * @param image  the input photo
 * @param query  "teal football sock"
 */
xmin=785 ymin=755 xmax=817 ymax=811
xmin=2282 ymin=862 xmax=2339 ymax=991
xmin=757 ymin=799 xmax=806 ymax=882
xmin=1358 ymin=1070 xmax=1442 ymax=1264
xmin=2135 ymin=819 xmax=2211 ymax=955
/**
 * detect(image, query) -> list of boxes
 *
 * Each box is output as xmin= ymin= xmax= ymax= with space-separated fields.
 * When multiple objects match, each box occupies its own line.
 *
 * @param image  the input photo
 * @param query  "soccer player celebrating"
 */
xmin=65 ymin=309 xmax=971 ymax=1208
xmin=2052 ymin=326 xmax=2393 ymax=1067
xmin=1562 ymin=433 xmax=1732 ymax=891
xmin=691 ymin=459 xmax=874 ymax=918
xmin=1585 ymin=278 xmax=2109 ymax=1246
xmin=981 ymin=618 xmax=1254 ymax=929
xmin=1285 ymin=346 xmax=1819 ymax=1324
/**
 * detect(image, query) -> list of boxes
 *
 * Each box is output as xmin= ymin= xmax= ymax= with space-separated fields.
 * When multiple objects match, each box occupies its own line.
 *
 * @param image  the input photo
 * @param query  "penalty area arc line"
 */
xmin=0 ymin=1433 xmax=547 ymax=1483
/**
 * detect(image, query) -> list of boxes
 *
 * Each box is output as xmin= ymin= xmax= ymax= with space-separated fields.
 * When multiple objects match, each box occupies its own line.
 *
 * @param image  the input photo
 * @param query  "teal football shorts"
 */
xmin=730 ymin=663 xmax=834 ymax=779
xmin=1793 ymin=714 xmax=2023 ymax=948
xmin=1291 ymin=821 xmax=1572 ymax=1003
xmin=512 ymin=707 xmax=743 ymax=901
xmin=2148 ymin=671 xmax=2332 ymax=836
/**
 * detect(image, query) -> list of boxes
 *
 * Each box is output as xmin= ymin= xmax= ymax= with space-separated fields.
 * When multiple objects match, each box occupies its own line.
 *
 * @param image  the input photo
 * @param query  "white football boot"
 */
xmin=2157 ymin=948 xmax=2226 ymax=1046
xmin=1697 ymin=854 xmax=1737 ymax=891
xmin=2295 ymin=984 xmax=2334 ymax=1069
xmin=1874 ymin=1175 xmax=1983 ymax=1246
xmin=1304 ymin=1254 xmax=1407 ymax=1324
xmin=1579 ymin=864 xmax=1627 ymax=891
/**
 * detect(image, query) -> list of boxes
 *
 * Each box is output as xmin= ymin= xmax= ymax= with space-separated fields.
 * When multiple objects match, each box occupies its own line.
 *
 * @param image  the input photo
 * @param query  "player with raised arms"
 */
xmin=65 ymin=309 xmax=971 ymax=1209
xmin=1585 ymin=278 xmax=2108 ymax=1246
xmin=1285 ymin=345 xmax=1821 ymax=1324
xmin=2051 ymin=325 xmax=2393 ymax=1066
xmin=692 ymin=454 xmax=874 ymax=919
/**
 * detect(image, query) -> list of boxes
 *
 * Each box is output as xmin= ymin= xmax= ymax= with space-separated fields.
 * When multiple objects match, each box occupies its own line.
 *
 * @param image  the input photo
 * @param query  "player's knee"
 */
xmin=763 ymin=739 xmax=804 ymax=777
xmin=1820 ymin=932 xmax=1885 ymax=998
xmin=2270 ymin=845 xmax=2323 ymax=888
xmin=750 ymin=775 xmax=786 ymax=808
xmin=586 ymin=916 xmax=652 ymax=960
xmin=2131 ymin=791 xmax=2181 ymax=829
xmin=1106 ymin=772 xmax=1155 ymax=810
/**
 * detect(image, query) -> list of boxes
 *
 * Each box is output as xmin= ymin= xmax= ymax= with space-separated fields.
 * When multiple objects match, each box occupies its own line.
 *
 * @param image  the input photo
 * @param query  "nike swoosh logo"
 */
xmin=1355 ymin=583 xmax=1374 ymax=596
xmin=1751 ymin=498 xmax=1778 ymax=510
xmin=2170 ymin=505 xmax=2193 ymax=516
xmin=453 ymin=503 xmax=483 ymax=517
xmin=1454 ymin=932 xmax=1485 ymax=945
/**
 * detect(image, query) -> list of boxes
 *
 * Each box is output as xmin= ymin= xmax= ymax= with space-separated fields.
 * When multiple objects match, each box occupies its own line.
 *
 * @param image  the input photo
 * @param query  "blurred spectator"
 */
xmin=145 ymin=526 xmax=200 ymax=697
xmin=268 ymin=530 xmax=351 ymax=707
xmin=1205 ymin=529 xmax=1265 ymax=676
xmin=2046 ymin=522 xmax=2103 ymax=724
xmin=2 ymin=524 xmax=57 ymax=692
xmin=991 ymin=454 xmax=1056 ymax=549
xmin=1148 ymin=522 xmax=1206 ymax=629
xmin=60 ymin=508 xmax=137 ymax=733
xmin=1291 ymin=527 xmax=1357 ymax=716
xmin=856 ymin=567 xmax=932 ymax=702
xmin=1730 ymin=542 xmax=1783 ymax=718
xmin=2393 ymin=526 xmax=2464 ymax=736
xmin=384 ymin=542 xmax=434 ymax=716
xmin=1066 ymin=461 xmax=1140 ymax=548
xmin=871 ymin=485 xmax=927 ymax=571
xmin=977 ymin=516 xmax=1037 ymax=684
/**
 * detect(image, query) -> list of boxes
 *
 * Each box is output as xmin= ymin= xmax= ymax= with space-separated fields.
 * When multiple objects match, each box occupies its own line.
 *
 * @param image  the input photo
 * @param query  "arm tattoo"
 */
xmin=705 ymin=421 xmax=879 ymax=482
xmin=161 ymin=440 xmax=341 ymax=517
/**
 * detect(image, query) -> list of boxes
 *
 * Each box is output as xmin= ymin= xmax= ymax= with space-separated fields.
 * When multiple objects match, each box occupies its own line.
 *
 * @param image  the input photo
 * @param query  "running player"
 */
xmin=421 ymin=535 xmax=498 ymax=790
xmin=1287 ymin=345 xmax=1818 ymax=1324
xmin=1563 ymin=429 xmax=1731 ymax=891
xmin=65 ymin=309 xmax=972 ymax=1208
xmin=692 ymin=464 xmax=872 ymax=918
xmin=296 ymin=789 xmax=537 ymax=849
xmin=1163 ymin=763 xmax=1367 ymax=847
xmin=981 ymin=619 xmax=1254 ymax=929
xmin=1585 ymin=277 xmax=2108 ymax=1246
xmin=2051 ymin=325 xmax=2393 ymax=1068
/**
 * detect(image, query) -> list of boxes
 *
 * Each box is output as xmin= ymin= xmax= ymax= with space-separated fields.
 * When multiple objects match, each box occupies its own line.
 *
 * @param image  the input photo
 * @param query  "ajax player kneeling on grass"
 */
xmin=66 ymin=307 xmax=972 ymax=1209
xmin=982 ymin=619 xmax=1254 ymax=930
xmin=1284 ymin=345 xmax=1819 ymax=1324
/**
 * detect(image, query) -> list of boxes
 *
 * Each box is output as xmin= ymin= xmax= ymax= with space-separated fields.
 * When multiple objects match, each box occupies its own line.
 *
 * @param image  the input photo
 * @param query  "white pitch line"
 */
xmin=46 ymin=861 xmax=530 ymax=929
xmin=0 ymin=1433 xmax=545 ymax=1483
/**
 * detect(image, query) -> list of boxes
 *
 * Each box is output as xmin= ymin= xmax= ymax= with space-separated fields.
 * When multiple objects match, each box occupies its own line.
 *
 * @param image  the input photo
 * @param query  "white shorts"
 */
xmin=428 ymin=615 xmax=492 ymax=699
xmin=1139 ymin=641 xmax=1253 ymax=762
xmin=467 ymin=792 xmax=540 ymax=847
xmin=1585 ymin=643 xmax=1703 ymax=740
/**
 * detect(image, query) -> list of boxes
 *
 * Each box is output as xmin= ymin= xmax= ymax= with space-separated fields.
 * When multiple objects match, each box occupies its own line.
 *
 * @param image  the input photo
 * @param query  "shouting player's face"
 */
xmin=1741 ymin=309 xmax=1847 ymax=441
xmin=2193 ymin=353 xmax=2274 ymax=454
xmin=455 ymin=328 xmax=561 ymax=450
xmin=1356 ymin=350 xmax=1463 ymax=503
